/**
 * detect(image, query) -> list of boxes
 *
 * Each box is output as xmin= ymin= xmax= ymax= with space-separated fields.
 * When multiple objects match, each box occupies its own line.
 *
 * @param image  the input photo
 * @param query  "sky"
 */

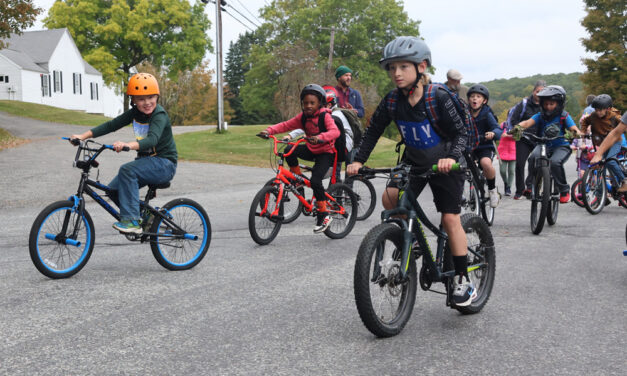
xmin=29 ymin=0 xmax=591 ymax=84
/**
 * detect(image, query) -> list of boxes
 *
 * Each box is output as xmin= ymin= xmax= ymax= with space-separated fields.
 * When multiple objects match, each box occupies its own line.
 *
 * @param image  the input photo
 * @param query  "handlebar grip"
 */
xmin=62 ymin=137 xmax=81 ymax=146
xmin=431 ymin=163 xmax=460 ymax=172
xmin=256 ymin=133 xmax=269 ymax=139
xmin=122 ymin=146 xmax=130 ymax=152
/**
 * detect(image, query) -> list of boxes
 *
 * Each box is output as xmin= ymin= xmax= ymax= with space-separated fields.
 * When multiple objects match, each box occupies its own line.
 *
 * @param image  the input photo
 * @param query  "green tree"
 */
xmin=0 ymin=0 xmax=41 ymax=49
xmin=44 ymin=0 xmax=212 ymax=110
xmin=580 ymin=0 xmax=626 ymax=110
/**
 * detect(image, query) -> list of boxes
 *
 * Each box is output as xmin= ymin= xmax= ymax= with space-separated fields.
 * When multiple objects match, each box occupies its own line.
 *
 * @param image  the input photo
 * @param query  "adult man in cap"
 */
xmin=334 ymin=65 xmax=365 ymax=118
xmin=445 ymin=69 xmax=469 ymax=103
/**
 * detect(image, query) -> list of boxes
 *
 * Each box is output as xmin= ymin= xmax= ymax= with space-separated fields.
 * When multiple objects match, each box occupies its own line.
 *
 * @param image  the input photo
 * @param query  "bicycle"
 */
xmin=581 ymin=152 xmax=627 ymax=215
xmin=353 ymin=164 xmax=495 ymax=338
xmin=249 ymin=134 xmax=357 ymax=245
xmin=460 ymin=149 xmax=497 ymax=226
xmin=570 ymin=135 xmax=594 ymax=208
xmin=28 ymin=138 xmax=211 ymax=279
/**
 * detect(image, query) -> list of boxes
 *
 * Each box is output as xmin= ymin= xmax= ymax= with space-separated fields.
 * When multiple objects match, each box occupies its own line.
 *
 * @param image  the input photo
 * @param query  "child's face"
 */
xmin=543 ymin=99 xmax=558 ymax=113
xmin=133 ymin=94 xmax=158 ymax=115
xmin=468 ymin=93 xmax=487 ymax=110
xmin=595 ymin=108 xmax=607 ymax=117
xmin=302 ymin=94 xmax=321 ymax=116
xmin=387 ymin=61 xmax=418 ymax=90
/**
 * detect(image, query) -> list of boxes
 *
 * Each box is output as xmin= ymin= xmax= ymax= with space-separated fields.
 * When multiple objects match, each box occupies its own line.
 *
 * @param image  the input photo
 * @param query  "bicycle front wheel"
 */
xmin=345 ymin=176 xmax=376 ymax=221
xmin=150 ymin=198 xmax=211 ymax=270
xmin=570 ymin=177 xmax=585 ymax=207
xmin=481 ymin=196 xmax=495 ymax=226
xmin=324 ymin=183 xmax=358 ymax=239
xmin=354 ymin=223 xmax=417 ymax=337
xmin=248 ymin=185 xmax=283 ymax=245
xmin=582 ymin=167 xmax=606 ymax=215
xmin=546 ymin=178 xmax=559 ymax=226
xmin=29 ymin=200 xmax=95 ymax=279
xmin=530 ymin=167 xmax=550 ymax=234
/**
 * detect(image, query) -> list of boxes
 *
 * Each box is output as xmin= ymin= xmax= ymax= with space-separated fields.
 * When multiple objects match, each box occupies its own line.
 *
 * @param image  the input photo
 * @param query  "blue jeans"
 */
xmin=604 ymin=141 xmax=625 ymax=183
xmin=109 ymin=156 xmax=176 ymax=221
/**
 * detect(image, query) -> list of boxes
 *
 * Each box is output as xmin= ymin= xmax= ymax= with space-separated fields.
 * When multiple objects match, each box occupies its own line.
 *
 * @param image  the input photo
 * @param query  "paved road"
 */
xmin=1 ymin=112 xmax=625 ymax=375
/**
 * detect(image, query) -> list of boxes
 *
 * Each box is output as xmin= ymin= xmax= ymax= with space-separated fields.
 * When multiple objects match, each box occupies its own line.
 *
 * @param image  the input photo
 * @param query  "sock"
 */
xmin=453 ymin=255 xmax=468 ymax=278
xmin=317 ymin=200 xmax=328 ymax=214
xmin=290 ymin=166 xmax=302 ymax=176
xmin=487 ymin=178 xmax=496 ymax=190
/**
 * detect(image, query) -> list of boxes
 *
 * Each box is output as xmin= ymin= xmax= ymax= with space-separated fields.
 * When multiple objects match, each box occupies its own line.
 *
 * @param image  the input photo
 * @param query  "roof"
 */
xmin=83 ymin=60 xmax=100 ymax=75
xmin=0 ymin=49 xmax=47 ymax=73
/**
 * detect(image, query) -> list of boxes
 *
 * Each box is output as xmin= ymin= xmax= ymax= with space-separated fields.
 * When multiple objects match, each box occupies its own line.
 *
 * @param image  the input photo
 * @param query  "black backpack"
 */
xmin=301 ymin=112 xmax=347 ymax=162
xmin=338 ymin=108 xmax=364 ymax=146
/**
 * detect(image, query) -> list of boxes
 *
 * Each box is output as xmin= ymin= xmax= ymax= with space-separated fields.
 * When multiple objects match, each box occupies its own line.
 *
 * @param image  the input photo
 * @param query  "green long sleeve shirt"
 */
xmin=90 ymin=104 xmax=177 ymax=164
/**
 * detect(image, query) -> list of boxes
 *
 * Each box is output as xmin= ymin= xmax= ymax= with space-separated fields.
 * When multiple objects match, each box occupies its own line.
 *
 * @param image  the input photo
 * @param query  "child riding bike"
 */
xmin=258 ymin=84 xmax=340 ymax=233
xmin=509 ymin=85 xmax=583 ymax=203
xmin=591 ymin=110 xmax=627 ymax=193
xmin=346 ymin=36 xmax=476 ymax=307
xmin=467 ymin=84 xmax=502 ymax=207
xmin=69 ymin=73 xmax=177 ymax=234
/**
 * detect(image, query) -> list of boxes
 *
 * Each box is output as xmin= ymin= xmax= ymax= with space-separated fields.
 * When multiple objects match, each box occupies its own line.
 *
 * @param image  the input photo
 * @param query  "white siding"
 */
xmin=20 ymin=71 xmax=44 ymax=103
xmin=101 ymin=85 xmax=124 ymax=118
xmin=84 ymin=72 xmax=104 ymax=114
xmin=44 ymin=31 xmax=88 ymax=110
xmin=0 ymin=55 xmax=21 ymax=101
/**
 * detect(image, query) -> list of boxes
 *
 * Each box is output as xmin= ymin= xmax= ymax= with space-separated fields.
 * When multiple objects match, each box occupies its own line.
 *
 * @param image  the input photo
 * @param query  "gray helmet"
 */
xmin=537 ymin=85 xmax=566 ymax=120
xmin=300 ymin=84 xmax=326 ymax=105
xmin=591 ymin=94 xmax=612 ymax=110
xmin=379 ymin=36 xmax=432 ymax=70
xmin=467 ymin=84 xmax=490 ymax=101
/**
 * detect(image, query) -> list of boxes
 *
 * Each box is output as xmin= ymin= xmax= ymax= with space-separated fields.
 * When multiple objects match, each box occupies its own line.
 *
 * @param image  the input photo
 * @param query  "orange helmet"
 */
xmin=126 ymin=73 xmax=160 ymax=96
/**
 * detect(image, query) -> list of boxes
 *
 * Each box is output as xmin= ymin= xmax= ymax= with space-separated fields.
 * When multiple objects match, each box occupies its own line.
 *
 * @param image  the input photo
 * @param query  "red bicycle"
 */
xmin=248 ymin=134 xmax=357 ymax=245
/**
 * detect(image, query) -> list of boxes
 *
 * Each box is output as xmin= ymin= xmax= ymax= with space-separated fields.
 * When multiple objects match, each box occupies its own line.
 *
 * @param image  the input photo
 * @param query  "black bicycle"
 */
xmin=29 ymin=139 xmax=211 ymax=279
xmin=460 ymin=150 xmax=496 ymax=225
xmin=353 ymin=164 xmax=495 ymax=337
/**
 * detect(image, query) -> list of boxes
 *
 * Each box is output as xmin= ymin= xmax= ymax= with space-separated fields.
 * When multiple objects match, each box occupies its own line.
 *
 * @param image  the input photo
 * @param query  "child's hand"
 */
xmin=484 ymin=131 xmax=495 ymax=140
xmin=347 ymin=162 xmax=363 ymax=176
xmin=282 ymin=135 xmax=292 ymax=141
xmin=256 ymin=130 xmax=269 ymax=139
xmin=306 ymin=136 xmax=320 ymax=144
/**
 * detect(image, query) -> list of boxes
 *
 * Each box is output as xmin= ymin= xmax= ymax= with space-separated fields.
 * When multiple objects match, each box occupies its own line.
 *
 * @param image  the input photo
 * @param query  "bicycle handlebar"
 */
xmin=521 ymin=133 xmax=561 ymax=143
xmin=62 ymin=137 xmax=129 ymax=151
xmin=258 ymin=134 xmax=307 ymax=157
xmin=358 ymin=163 xmax=461 ymax=177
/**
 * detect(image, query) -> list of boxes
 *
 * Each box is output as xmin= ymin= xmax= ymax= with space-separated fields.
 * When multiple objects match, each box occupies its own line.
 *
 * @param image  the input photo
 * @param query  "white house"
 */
xmin=0 ymin=28 xmax=123 ymax=118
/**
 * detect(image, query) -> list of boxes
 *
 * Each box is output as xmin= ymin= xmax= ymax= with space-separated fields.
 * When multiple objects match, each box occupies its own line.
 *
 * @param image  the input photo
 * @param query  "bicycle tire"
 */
xmin=354 ymin=223 xmax=417 ymax=337
xmin=481 ymin=196 xmax=495 ymax=226
xmin=29 ymin=200 xmax=95 ymax=279
xmin=324 ymin=183 xmax=358 ymax=239
xmin=582 ymin=167 xmax=606 ymax=215
xmin=461 ymin=173 xmax=480 ymax=217
xmin=150 ymin=198 xmax=211 ymax=270
xmin=530 ymin=167 xmax=550 ymax=235
xmin=570 ymin=177 xmax=585 ymax=208
xmin=264 ymin=178 xmax=302 ymax=224
xmin=344 ymin=176 xmax=377 ymax=221
xmin=248 ymin=185 xmax=283 ymax=245
xmin=546 ymin=178 xmax=559 ymax=226
xmin=453 ymin=214 xmax=496 ymax=314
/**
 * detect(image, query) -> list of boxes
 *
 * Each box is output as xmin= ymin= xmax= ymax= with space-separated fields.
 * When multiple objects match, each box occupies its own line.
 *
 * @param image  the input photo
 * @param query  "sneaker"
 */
xmin=452 ymin=275 xmax=477 ymax=307
xmin=522 ymin=188 xmax=532 ymax=199
xmin=618 ymin=179 xmax=627 ymax=193
xmin=513 ymin=194 xmax=523 ymax=200
xmin=313 ymin=213 xmax=332 ymax=233
xmin=113 ymin=220 xmax=142 ymax=234
xmin=504 ymin=186 xmax=511 ymax=196
xmin=559 ymin=192 xmax=570 ymax=204
xmin=488 ymin=188 xmax=500 ymax=208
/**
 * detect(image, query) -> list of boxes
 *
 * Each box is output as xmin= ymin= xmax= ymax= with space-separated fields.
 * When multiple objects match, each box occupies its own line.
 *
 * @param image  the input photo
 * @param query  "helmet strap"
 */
xmin=407 ymin=63 xmax=422 ymax=96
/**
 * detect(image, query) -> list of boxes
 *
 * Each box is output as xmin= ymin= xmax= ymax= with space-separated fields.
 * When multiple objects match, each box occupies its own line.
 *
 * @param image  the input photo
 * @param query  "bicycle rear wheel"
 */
xmin=324 ymin=183 xmax=358 ymax=239
xmin=570 ymin=177 xmax=585 ymax=207
xmin=481 ymin=193 xmax=495 ymax=226
xmin=29 ymin=200 xmax=95 ymax=279
xmin=265 ymin=178 xmax=302 ymax=224
xmin=461 ymin=174 xmax=480 ymax=217
xmin=354 ymin=223 xmax=417 ymax=337
xmin=582 ymin=167 xmax=606 ymax=215
xmin=453 ymin=213 xmax=495 ymax=314
xmin=530 ymin=167 xmax=550 ymax=234
xmin=345 ymin=176 xmax=376 ymax=221
xmin=546 ymin=178 xmax=559 ymax=226
xmin=248 ymin=185 xmax=283 ymax=245
xmin=150 ymin=198 xmax=211 ymax=270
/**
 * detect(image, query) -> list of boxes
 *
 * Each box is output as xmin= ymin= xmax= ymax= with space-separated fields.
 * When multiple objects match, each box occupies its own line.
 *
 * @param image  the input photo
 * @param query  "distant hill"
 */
xmin=469 ymin=72 xmax=585 ymax=123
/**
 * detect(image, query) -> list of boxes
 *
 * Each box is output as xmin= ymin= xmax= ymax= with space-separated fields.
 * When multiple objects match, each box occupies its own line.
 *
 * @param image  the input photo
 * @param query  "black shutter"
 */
xmin=60 ymin=71 xmax=63 ymax=93
xmin=73 ymin=73 xmax=76 ymax=94
xmin=79 ymin=74 xmax=82 ymax=94
xmin=41 ymin=74 xmax=44 ymax=96
xmin=48 ymin=75 xmax=52 ymax=96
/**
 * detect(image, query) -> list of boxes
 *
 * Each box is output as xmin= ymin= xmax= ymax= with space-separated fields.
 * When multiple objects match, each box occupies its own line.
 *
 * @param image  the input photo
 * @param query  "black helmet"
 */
xmin=537 ymin=85 xmax=566 ymax=120
xmin=379 ymin=36 xmax=432 ymax=70
xmin=591 ymin=94 xmax=612 ymax=110
xmin=300 ymin=84 xmax=326 ymax=105
xmin=467 ymin=84 xmax=490 ymax=101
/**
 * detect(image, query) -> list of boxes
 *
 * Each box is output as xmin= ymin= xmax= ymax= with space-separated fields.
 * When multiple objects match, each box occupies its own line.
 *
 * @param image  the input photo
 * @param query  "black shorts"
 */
xmin=472 ymin=148 xmax=494 ymax=161
xmin=386 ymin=170 xmax=465 ymax=214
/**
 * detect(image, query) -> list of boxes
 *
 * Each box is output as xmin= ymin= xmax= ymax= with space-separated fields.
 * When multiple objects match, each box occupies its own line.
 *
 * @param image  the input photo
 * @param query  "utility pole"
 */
xmin=327 ymin=26 xmax=335 ymax=71
xmin=215 ymin=0 xmax=225 ymax=133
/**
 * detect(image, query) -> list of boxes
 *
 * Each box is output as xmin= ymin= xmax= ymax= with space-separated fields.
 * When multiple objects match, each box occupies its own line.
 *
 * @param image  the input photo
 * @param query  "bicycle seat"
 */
xmin=148 ymin=182 xmax=171 ymax=190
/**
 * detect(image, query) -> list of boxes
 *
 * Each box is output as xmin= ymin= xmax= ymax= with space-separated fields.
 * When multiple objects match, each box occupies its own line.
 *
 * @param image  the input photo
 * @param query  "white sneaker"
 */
xmin=452 ymin=275 xmax=477 ymax=307
xmin=488 ymin=188 xmax=500 ymax=208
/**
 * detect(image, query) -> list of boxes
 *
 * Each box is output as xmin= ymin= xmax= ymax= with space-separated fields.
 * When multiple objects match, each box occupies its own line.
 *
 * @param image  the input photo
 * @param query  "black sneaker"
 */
xmin=451 ymin=275 xmax=477 ymax=307
xmin=313 ymin=213 xmax=332 ymax=233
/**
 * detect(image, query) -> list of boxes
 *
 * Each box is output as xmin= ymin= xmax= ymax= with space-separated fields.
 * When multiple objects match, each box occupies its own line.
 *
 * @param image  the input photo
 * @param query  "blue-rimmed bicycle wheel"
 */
xmin=150 ymin=198 xmax=211 ymax=270
xmin=582 ymin=167 xmax=606 ymax=215
xmin=29 ymin=200 xmax=95 ymax=279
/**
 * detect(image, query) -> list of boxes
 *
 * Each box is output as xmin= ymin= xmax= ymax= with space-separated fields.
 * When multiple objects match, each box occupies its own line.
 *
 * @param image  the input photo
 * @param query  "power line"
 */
xmin=222 ymin=8 xmax=255 ymax=32
xmin=234 ymin=0 xmax=263 ymax=26
xmin=226 ymin=2 xmax=261 ymax=28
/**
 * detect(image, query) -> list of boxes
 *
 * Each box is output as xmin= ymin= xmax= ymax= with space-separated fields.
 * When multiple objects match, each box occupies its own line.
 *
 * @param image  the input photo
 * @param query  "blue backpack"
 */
xmin=506 ymin=98 xmax=527 ymax=132
xmin=385 ymin=83 xmax=480 ymax=152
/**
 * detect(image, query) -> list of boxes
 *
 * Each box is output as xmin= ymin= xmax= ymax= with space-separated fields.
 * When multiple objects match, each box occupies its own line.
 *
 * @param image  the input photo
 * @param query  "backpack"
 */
xmin=506 ymin=98 xmax=527 ymax=132
xmin=338 ymin=108 xmax=364 ymax=146
xmin=301 ymin=111 xmax=347 ymax=162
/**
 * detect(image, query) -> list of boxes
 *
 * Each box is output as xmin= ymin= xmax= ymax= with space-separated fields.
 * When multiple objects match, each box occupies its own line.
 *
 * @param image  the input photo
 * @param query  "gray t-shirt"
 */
xmin=622 ymin=111 xmax=627 ymax=124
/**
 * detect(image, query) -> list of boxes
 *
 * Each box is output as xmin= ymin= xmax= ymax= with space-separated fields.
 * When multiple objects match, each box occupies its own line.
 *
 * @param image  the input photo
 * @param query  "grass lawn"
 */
xmin=0 ymin=100 xmax=110 ymax=126
xmin=175 ymin=125 xmax=399 ymax=168
xmin=0 ymin=128 xmax=27 ymax=150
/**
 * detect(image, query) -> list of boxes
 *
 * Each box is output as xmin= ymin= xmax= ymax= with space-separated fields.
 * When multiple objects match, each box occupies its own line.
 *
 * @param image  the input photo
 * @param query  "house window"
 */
xmin=90 ymin=82 xmax=99 ymax=100
xmin=73 ymin=73 xmax=82 ymax=94
xmin=41 ymin=74 xmax=51 ymax=97
xmin=53 ymin=70 xmax=63 ymax=93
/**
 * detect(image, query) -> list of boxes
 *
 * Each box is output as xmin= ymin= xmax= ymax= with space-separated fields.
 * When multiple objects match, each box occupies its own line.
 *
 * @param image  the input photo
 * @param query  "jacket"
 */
xmin=266 ymin=108 xmax=340 ymax=154
xmin=473 ymin=105 xmax=502 ymax=150
xmin=335 ymin=86 xmax=365 ymax=118
xmin=496 ymin=123 xmax=516 ymax=161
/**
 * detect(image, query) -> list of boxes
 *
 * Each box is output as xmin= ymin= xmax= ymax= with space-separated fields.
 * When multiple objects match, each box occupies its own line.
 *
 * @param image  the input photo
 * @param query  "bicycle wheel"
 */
xmin=354 ymin=223 xmax=417 ymax=337
xmin=150 ymin=198 xmax=211 ymax=270
xmin=461 ymin=174 xmax=480 ymax=216
xmin=546 ymin=178 xmax=559 ymax=226
xmin=582 ymin=167 xmax=606 ymax=215
xmin=29 ymin=200 xmax=95 ymax=279
xmin=324 ymin=183 xmax=358 ymax=239
xmin=453 ymin=214 xmax=495 ymax=314
xmin=265 ymin=178 xmax=302 ymax=224
xmin=481 ymin=189 xmax=495 ymax=226
xmin=344 ymin=176 xmax=376 ymax=221
xmin=248 ymin=185 xmax=283 ymax=245
xmin=530 ymin=167 xmax=550 ymax=235
xmin=570 ymin=177 xmax=585 ymax=208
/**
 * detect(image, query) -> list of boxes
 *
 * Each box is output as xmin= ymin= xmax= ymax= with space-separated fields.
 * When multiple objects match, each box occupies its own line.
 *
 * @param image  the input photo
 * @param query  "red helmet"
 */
xmin=322 ymin=85 xmax=338 ymax=106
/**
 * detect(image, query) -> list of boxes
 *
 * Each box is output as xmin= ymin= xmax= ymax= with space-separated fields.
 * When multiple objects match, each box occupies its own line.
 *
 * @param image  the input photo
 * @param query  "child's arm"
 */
xmin=348 ymin=97 xmax=393 ymax=174
xmin=265 ymin=114 xmax=302 ymax=135
xmin=485 ymin=111 xmax=502 ymax=140
xmin=315 ymin=112 xmax=340 ymax=143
